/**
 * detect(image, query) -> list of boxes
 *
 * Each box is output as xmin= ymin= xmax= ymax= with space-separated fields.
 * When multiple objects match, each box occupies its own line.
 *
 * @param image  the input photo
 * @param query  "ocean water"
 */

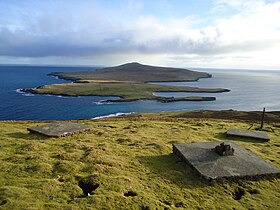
xmin=0 ymin=65 xmax=280 ymax=120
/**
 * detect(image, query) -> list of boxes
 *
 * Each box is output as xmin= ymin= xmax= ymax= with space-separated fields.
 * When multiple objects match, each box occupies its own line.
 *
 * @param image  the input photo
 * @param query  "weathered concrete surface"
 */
xmin=28 ymin=122 xmax=91 ymax=137
xmin=227 ymin=128 xmax=270 ymax=141
xmin=173 ymin=141 xmax=280 ymax=180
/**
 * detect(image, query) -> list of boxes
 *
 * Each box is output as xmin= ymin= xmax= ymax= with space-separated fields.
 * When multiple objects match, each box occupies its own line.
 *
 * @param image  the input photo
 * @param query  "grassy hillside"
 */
xmin=1 ymin=111 xmax=280 ymax=209
xmin=24 ymin=82 xmax=227 ymax=102
xmin=22 ymin=63 xmax=229 ymax=102
xmin=49 ymin=62 xmax=211 ymax=82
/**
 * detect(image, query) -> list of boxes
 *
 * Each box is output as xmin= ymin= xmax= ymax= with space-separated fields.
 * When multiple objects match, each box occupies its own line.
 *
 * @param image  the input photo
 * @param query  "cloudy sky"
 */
xmin=0 ymin=0 xmax=280 ymax=69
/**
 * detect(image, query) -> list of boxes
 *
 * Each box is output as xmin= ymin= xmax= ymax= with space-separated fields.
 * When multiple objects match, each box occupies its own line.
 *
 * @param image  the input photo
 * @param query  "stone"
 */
xmin=173 ymin=141 xmax=280 ymax=180
xmin=213 ymin=143 xmax=234 ymax=156
xmin=27 ymin=122 xmax=91 ymax=137
xmin=227 ymin=128 xmax=269 ymax=141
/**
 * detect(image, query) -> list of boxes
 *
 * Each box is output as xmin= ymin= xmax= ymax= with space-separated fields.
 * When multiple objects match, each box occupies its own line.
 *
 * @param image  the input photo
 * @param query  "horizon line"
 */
xmin=0 ymin=63 xmax=279 ymax=72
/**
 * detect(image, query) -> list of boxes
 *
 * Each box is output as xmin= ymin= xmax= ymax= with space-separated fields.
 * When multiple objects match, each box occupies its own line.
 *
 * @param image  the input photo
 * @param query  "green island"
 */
xmin=1 ymin=110 xmax=280 ymax=209
xmin=22 ymin=62 xmax=229 ymax=102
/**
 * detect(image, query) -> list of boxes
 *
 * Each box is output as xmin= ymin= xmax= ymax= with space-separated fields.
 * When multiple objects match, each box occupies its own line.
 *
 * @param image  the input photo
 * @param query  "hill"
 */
xmin=22 ymin=63 xmax=229 ymax=102
xmin=0 ymin=110 xmax=280 ymax=209
xmin=49 ymin=62 xmax=211 ymax=82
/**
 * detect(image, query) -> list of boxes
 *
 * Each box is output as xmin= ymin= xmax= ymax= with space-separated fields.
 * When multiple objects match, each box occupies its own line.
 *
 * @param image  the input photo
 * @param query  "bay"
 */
xmin=0 ymin=65 xmax=280 ymax=120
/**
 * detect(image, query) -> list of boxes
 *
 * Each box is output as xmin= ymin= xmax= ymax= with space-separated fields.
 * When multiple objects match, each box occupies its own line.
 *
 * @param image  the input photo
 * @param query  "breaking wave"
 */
xmin=92 ymin=112 xmax=135 ymax=120
xmin=92 ymin=100 xmax=116 ymax=105
xmin=15 ymin=89 xmax=35 ymax=97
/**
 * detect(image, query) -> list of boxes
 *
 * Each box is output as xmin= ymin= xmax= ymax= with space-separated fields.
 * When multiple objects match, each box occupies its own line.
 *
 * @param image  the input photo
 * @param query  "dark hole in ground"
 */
xmin=108 ymin=125 xmax=117 ymax=129
xmin=175 ymin=202 xmax=185 ymax=207
xmin=233 ymin=187 xmax=245 ymax=200
xmin=78 ymin=179 xmax=99 ymax=196
xmin=96 ymin=131 xmax=103 ymax=136
xmin=124 ymin=190 xmax=137 ymax=197
xmin=58 ymin=177 xmax=65 ymax=182
xmin=248 ymin=189 xmax=260 ymax=194
xmin=0 ymin=200 xmax=8 ymax=206
xmin=141 ymin=205 xmax=151 ymax=210
xmin=162 ymin=200 xmax=171 ymax=206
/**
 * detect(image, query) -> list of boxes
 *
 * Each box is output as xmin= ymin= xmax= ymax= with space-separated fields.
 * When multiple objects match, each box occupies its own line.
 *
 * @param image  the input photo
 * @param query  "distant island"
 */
xmin=22 ymin=62 xmax=230 ymax=102
xmin=49 ymin=62 xmax=212 ymax=82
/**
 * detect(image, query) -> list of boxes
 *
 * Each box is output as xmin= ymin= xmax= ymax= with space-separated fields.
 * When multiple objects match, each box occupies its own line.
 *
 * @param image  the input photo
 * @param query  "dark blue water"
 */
xmin=0 ymin=65 xmax=280 ymax=120
xmin=152 ymin=69 xmax=280 ymax=111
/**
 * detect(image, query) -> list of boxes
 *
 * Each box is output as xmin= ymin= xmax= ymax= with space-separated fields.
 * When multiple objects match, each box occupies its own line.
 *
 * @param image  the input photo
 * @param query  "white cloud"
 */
xmin=0 ymin=0 xmax=280 ymax=69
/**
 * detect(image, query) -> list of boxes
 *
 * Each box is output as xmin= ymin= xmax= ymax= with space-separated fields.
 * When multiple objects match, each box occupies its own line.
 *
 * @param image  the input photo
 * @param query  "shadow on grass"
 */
xmin=138 ymin=153 xmax=205 ymax=189
xmin=215 ymin=132 xmax=268 ymax=143
xmin=7 ymin=132 xmax=48 ymax=140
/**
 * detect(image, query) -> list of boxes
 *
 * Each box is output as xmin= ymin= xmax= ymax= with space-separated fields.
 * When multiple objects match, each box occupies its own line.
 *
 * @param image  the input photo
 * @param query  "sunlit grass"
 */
xmin=0 ymin=113 xmax=280 ymax=209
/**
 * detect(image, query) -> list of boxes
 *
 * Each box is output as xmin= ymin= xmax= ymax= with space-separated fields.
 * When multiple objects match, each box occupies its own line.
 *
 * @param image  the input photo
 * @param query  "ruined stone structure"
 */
xmin=213 ymin=143 xmax=234 ymax=156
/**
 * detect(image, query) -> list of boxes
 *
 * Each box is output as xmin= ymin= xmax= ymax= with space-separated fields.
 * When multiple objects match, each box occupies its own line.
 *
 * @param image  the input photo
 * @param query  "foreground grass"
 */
xmin=0 ymin=112 xmax=280 ymax=209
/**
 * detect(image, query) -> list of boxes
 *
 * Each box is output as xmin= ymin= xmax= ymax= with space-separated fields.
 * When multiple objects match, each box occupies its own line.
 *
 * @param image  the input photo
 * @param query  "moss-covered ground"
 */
xmin=0 ymin=112 xmax=280 ymax=209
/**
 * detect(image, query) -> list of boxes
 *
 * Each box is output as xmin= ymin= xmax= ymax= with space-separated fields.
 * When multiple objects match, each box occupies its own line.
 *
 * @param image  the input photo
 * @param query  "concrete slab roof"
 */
xmin=173 ymin=141 xmax=280 ymax=180
xmin=27 ymin=122 xmax=91 ymax=137
xmin=227 ymin=128 xmax=269 ymax=141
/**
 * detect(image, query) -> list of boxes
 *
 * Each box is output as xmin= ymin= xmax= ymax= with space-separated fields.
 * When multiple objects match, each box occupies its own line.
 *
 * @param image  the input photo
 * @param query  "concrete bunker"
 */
xmin=173 ymin=141 xmax=280 ymax=180
xmin=226 ymin=128 xmax=270 ymax=141
xmin=27 ymin=122 xmax=91 ymax=137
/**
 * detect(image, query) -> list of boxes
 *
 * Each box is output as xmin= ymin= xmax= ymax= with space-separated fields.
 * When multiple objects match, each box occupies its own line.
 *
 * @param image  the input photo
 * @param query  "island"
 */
xmin=22 ymin=62 xmax=230 ymax=102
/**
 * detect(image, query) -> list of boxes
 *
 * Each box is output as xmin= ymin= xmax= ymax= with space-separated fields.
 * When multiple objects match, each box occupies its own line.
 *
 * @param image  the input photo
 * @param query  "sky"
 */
xmin=0 ymin=0 xmax=280 ymax=69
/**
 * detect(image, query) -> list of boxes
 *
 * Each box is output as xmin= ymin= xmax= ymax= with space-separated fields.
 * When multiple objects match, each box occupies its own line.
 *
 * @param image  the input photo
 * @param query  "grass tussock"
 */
xmin=0 ymin=112 xmax=280 ymax=209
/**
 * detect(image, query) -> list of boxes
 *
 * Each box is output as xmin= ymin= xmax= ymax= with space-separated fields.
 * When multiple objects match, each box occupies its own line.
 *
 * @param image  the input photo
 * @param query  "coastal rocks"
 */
xmin=158 ymin=96 xmax=216 ymax=103
xmin=20 ymin=88 xmax=37 ymax=94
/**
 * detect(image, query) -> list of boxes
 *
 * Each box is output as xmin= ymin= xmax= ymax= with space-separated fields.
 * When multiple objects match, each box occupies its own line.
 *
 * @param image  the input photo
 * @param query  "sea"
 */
xmin=0 ymin=65 xmax=280 ymax=120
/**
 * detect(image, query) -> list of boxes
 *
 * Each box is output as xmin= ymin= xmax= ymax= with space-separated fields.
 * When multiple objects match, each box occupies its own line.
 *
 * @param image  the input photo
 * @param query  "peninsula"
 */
xmin=23 ymin=62 xmax=230 ymax=102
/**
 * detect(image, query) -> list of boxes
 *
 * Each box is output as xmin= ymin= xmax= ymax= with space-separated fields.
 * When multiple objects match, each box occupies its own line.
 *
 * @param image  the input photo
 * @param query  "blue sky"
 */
xmin=0 ymin=0 xmax=280 ymax=69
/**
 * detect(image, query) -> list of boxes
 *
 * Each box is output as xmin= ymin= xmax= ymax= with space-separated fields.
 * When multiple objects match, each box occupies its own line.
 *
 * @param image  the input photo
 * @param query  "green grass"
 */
xmin=24 ymin=63 xmax=229 ymax=102
xmin=27 ymin=83 xmax=227 ymax=102
xmin=1 ymin=113 xmax=280 ymax=209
